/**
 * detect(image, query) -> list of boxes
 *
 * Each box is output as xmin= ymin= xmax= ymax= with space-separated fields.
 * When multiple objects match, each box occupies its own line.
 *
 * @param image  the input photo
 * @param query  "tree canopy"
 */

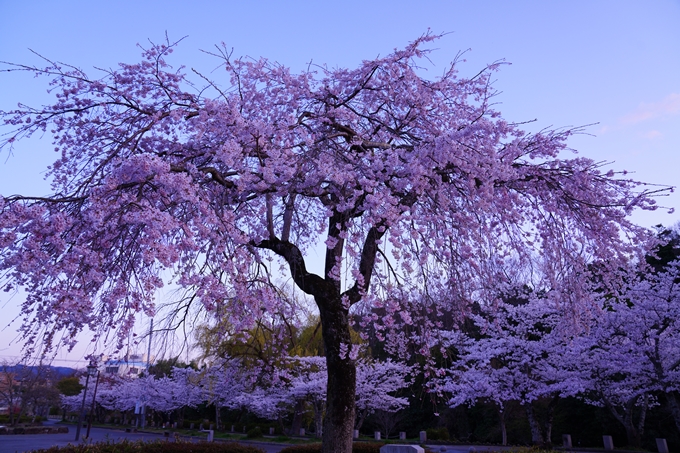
xmin=0 ymin=33 xmax=666 ymax=453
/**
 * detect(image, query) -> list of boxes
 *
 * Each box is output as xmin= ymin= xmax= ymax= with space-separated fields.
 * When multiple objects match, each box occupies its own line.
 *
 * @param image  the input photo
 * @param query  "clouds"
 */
xmin=598 ymin=92 xmax=679 ymax=140
xmin=621 ymin=93 xmax=680 ymax=125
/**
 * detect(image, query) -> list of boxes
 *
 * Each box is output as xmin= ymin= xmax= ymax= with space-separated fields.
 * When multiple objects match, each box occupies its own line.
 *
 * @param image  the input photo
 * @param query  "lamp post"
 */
xmin=74 ymin=361 xmax=98 ymax=441
xmin=86 ymin=368 xmax=101 ymax=439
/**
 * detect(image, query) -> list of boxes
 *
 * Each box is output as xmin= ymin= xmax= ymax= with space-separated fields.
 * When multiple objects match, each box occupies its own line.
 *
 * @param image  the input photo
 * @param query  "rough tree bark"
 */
xmin=318 ymin=297 xmax=356 ymax=449
xmin=290 ymin=399 xmax=305 ymax=436
xmin=497 ymin=406 xmax=507 ymax=446
xmin=667 ymin=392 xmax=680 ymax=434
xmin=525 ymin=403 xmax=544 ymax=446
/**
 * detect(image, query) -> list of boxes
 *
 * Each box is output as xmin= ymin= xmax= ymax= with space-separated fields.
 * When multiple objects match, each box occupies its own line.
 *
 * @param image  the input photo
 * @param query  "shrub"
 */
xmin=426 ymin=427 xmax=450 ymax=441
xmin=246 ymin=426 xmax=263 ymax=438
xmin=279 ymin=443 xmax=385 ymax=453
xmin=32 ymin=439 xmax=265 ymax=453
xmin=278 ymin=445 xmax=322 ymax=453
xmin=351 ymin=444 xmax=385 ymax=453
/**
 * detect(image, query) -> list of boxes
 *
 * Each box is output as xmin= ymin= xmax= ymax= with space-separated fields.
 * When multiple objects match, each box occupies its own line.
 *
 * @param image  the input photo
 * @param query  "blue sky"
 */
xmin=1 ymin=0 xmax=679 ymax=364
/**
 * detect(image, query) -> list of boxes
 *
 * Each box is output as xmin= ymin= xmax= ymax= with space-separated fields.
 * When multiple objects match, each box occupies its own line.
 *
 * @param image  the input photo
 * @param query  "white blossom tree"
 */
xmin=575 ymin=260 xmax=680 ymax=447
xmin=440 ymin=295 xmax=585 ymax=446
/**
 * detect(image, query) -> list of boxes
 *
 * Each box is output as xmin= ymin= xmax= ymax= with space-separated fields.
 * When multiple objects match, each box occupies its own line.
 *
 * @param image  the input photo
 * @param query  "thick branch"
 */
xmin=254 ymin=238 xmax=326 ymax=296
xmin=342 ymin=191 xmax=417 ymax=304
xmin=342 ymin=225 xmax=385 ymax=305
xmin=281 ymin=194 xmax=296 ymax=242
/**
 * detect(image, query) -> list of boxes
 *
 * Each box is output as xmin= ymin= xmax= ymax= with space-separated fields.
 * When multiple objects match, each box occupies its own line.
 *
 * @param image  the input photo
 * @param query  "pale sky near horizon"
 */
xmin=1 ymin=0 xmax=679 ymax=366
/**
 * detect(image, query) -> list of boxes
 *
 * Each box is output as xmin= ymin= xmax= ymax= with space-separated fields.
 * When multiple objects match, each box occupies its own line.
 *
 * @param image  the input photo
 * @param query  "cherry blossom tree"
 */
xmin=574 ymin=259 xmax=680 ymax=446
xmin=355 ymin=359 xmax=410 ymax=431
xmin=440 ymin=296 xmax=585 ymax=446
xmin=0 ymin=33 xmax=665 ymax=453
xmin=227 ymin=354 xmax=410 ymax=436
xmin=94 ymin=376 xmax=141 ymax=414
xmin=198 ymin=358 xmax=248 ymax=429
xmin=287 ymin=356 xmax=327 ymax=436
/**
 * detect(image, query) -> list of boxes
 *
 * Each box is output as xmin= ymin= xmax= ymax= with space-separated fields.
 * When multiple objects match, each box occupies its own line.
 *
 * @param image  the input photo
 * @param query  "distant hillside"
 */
xmin=2 ymin=364 xmax=76 ymax=377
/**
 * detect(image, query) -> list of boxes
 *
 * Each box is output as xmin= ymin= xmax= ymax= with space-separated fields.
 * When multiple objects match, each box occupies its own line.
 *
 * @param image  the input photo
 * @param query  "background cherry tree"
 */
xmin=573 ymin=259 xmax=680 ymax=447
xmin=0 ymin=33 xmax=665 ymax=453
xmin=439 ymin=294 xmax=586 ymax=446
xmin=355 ymin=359 xmax=410 ymax=432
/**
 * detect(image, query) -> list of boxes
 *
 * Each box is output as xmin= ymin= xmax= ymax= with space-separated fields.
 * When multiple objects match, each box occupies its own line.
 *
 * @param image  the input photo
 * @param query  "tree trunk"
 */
xmin=9 ymin=408 xmax=15 ymax=426
xmin=497 ymin=406 xmax=507 ymax=446
xmin=604 ymin=394 xmax=646 ymax=448
xmin=667 ymin=392 xmax=680 ymax=433
xmin=542 ymin=395 xmax=559 ymax=446
xmin=525 ymin=403 xmax=544 ymax=446
xmin=313 ymin=399 xmax=325 ymax=437
xmin=355 ymin=408 xmax=368 ymax=432
xmin=319 ymin=297 xmax=356 ymax=453
xmin=290 ymin=398 xmax=305 ymax=436
xmin=623 ymin=417 xmax=642 ymax=449
xmin=257 ymin=213 xmax=380 ymax=453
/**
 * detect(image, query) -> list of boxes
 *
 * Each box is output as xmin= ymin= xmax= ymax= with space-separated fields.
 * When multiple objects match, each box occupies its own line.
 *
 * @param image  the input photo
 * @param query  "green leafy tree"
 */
xmin=56 ymin=376 xmax=83 ymax=396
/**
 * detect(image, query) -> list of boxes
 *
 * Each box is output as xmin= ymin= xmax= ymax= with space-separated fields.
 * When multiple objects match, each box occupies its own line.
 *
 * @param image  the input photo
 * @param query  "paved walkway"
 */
xmin=0 ymin=421 xmax=516 ymax=453
xmin=0 ymin=422 xmax=288 ymax=453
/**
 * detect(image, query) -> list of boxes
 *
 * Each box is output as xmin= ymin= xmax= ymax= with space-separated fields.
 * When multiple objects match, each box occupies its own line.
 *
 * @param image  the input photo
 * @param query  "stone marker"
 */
xmin=380 ymin=446 xmax=425 ymax=453
xmin=419 ymin=431 xmax=427 ymax=443
xmin=300 ymin=428 xmax=305 ymax=436
xmin=656 ymin=438 xmax=669 ymax=453
xmin=375 ymin=431 xmax=381 ymax=440
xmin=400 ymin=431 xmax=406 ymax=440
xmin=353 ymin=429 xmax=359 ymax=439
xmin=206 ymin=429 xmax=214 ymax=442
xmin=231 ymin=425 xmax=234 ymax=432
xmin=603 ymin=435 xmax=614 ymax=451
xmin=269 ymin=427 xmax=275 ymax=435
xmin=563 ymin=434 xmax=572 ymax=448
xmin=190 ymin=423 xmax=194 ymax=430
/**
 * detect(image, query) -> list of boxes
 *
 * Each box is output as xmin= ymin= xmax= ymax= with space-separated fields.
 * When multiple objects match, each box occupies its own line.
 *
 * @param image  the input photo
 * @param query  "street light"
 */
xmin=86 ymin=367 xmax=101 ymax=439
xmin=74 ymin=361 xmax=98 ymax=441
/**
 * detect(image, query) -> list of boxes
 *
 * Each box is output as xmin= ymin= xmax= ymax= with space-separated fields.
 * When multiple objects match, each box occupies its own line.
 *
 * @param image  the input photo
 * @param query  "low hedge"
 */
xmin=0 ymin=415 xmax=43 ymax=424
xmin=425 ymin=427 xmax=450 ymax=441
xmin=0 ymin=426 xmax=69 ymax=435
xmin=279 ymin=443 xmax=385 ymax=453
xmin=32 ymin=439 xmax=265 ymax=453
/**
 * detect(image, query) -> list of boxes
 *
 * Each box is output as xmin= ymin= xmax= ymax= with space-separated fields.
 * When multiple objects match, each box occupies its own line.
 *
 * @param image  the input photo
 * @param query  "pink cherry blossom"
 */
xmin=0 ymin=32 xmax=666 ymax=453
